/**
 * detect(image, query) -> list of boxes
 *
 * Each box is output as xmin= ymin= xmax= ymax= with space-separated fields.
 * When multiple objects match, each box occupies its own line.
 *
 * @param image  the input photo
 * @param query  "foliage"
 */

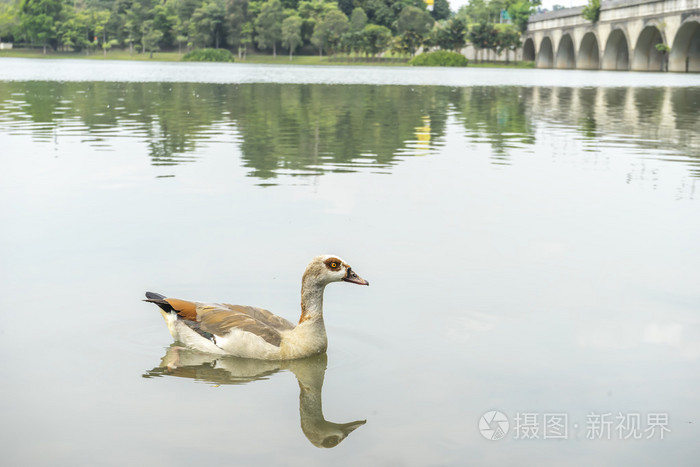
xmin=507 ymin=0 xmax=537 ymax=33
xmin=182 ymin=47 xmax=234 ymax=61
xmin=494 ymin=23 xmax=520 ymax=59
xmin=430 ymin=17 xmax=467 ymax=52
xmin=468 ymin=21 xmax=497 ymax=53
xmin=430 ymin=0 xmax=450 ymax=22
xmin=281 ymin=14 xmax=301 ymax=58
xmin=311 ymin=8 xmax=348 ymax=56
xmin=458 ymin=0 xmax=539 ymax=32
xmin=582 ymin=0 xmax=600 ymax=23
xmin=409 ymin=49 xmax=468 ymax=66
xmin=4 ymin=0 xmax=505 ymax=60
xmin=255 ymin=0 xmax=283 ymax=56
xmin=654 ymin=42 xmax=670 ymax=54
xmin=362 ymin=23 xmax=391 ymax=56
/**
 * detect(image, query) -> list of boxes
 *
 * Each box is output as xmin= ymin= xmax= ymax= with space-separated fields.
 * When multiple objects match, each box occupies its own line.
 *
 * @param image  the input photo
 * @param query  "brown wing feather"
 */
xmin=162 ymin=298 xmax=197 ymax=321
xmin=221 ymin=304 xmax=295 ymax=331
xmin=195 ymin=304 xmax=293 ymax=347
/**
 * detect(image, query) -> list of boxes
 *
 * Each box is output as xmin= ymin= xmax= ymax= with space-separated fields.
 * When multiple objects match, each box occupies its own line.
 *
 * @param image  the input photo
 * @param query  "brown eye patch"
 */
xmin=324 ymin=258 xmax=342 ymax=271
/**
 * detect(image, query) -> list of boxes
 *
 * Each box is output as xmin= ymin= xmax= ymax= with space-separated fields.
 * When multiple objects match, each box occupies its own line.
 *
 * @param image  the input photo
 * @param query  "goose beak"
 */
xmin=343 ymin=268 xmax=369 ymax=286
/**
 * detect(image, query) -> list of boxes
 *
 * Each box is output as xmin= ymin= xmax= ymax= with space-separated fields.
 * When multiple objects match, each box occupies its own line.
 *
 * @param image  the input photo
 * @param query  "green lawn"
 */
xmin=0 ymin=48 xmax=534 ymax=68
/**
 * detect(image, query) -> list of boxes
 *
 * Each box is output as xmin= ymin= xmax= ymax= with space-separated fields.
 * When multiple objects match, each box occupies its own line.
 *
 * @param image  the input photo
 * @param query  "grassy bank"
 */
xmin=0 ymin=48 xmax=534 ymax=68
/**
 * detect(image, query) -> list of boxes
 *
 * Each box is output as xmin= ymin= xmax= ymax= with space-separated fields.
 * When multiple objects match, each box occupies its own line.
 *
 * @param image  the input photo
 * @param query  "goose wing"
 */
xmin=145 ymin=294 xmax=295 ymax=347
xmin=196 ymin=303 xmax=295 ymax=347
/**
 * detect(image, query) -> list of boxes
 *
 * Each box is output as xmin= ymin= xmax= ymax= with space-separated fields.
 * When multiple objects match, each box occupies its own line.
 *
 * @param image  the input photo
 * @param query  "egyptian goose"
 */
xmin=145 ymin=255 xmax=369 ymax=360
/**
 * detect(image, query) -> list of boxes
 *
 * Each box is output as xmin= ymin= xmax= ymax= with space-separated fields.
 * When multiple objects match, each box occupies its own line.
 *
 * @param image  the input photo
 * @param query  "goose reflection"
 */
xmin=143 ymin=345 xmax=366 ymax=448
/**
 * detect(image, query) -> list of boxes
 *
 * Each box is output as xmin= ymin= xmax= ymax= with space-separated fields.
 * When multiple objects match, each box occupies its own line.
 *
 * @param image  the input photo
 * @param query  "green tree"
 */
xmin=93 ymin=9 xmax=112 ymax=55
xmin=468 ymin=21 xmax=497 ymax=61
xmin=311 ymin=8 xmax=348 ymax=56
xmin=337 ymin=0 xmax=353 ymax=17
xmin=396 ymin=5 xmax=433 ymax=56
xmin=430 ymin=16 xmax=466 ymax=52
xmin=19 ymin=0 xmax=63 ymax=53
xmin=494 ymin=23 xmax=520 ymax=62
xmin=226 ymin=0 xmax=250 ymax=53
xmin=281 ymin=14 xmax=302 ymax=59
xmin=142 ymin=19 xmax=163 ymax=57
xmin=0 ymin=2 xmax=20 ymax=42
xmin=361 ymin=23 xmax=390 ymax=56
xmin=192 ymin=0 xmax=227 ymax=48
xmin=341 ymin=7 xmax=367 ymax=54
xmin=430 ymin=0 xmax=450 ymax=21
xmin=255 ymin=0 xmax=283 ymax=56
xmin=507 ymin=0 xmax=538 ymax=33
xmin=582 ymin=0 xmax=600 ymax=23
xmin=349 ymin=7 xmax=367 ymax=32
xmin=56 ymin=7 xmax=90 ymax=52
xmin=239 ymin=20 xmax=253 ymax=57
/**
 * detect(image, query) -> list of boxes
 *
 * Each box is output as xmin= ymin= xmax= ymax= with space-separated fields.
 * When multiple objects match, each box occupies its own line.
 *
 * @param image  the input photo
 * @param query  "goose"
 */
xmin=145 ymin=255 xmax=369 ymax=360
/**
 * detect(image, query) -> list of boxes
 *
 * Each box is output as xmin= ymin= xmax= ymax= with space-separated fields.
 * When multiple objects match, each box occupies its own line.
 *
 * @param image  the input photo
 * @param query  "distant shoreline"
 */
xmin=0 ymin=49 xmax=535 ymax=69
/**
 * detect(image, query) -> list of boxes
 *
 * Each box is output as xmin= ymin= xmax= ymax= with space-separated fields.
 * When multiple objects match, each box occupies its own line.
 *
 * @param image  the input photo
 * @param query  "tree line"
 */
xmin=0 ymin=0 xmax=540 ymax=59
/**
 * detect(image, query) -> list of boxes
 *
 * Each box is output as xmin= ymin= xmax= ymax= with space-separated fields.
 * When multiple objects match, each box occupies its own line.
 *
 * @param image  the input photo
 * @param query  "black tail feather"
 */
xmin=144 ymin=291 xmax=173 ymax=313
xmin=145 ymin=291 xmax=166 ymax=300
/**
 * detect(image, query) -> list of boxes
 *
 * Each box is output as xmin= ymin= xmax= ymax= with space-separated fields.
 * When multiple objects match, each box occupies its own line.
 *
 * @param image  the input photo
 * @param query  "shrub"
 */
xmin=182 ymin=48 xmax=234 ymax=62
xmin=409 ymin=50 xmax=468 ymax=67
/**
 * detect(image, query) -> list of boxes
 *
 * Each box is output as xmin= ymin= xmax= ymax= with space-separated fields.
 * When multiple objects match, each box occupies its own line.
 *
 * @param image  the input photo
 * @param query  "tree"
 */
xmin=655 ymin=42 xmax=670 ymax=71
xmin=19 ymin=0 xmax=63 ymax=53
xmin=468 ymin=21 xmax=497 ymax=61
xmin=142 ymin=19 xmax=163 ymax=57
xmin=239 ymin=21 xmax=253 ymax=57
xmin=494 ymin=23 xmax=520 ymax=62
xmin=361 ymin=23 xmax=391 ymax=56
xmin=226 ymin=0 xmax=249 ymax=53
xmin=255 ymin=0 xmax=283 ymax=56
xmin=337 ymin=0 xmax=353 ymax=17
xmin=507 ymin=0 xmax=538 ymax=33
xmin=396 ymin=5 xmax=433 ymax=55
xmin=311 ymin=8 xmax=348 ymax=56
xmin=93 ymin=9 xmax=111 ymax=56
xmin=431 ymin=16 xmax=466 ymax=52
xmin=192 ymin=0 xmax=227 ymax=48
xmin=349 ymin=6 xmax=367 ymax=32
xmin=341 ymin=7 xmax=367 ymax=54
xmin=582 ymin=0 xmax=600 ymax=23
xmin=431 ymin=0 xmax=451 ymax=22
xmin=0 ymin=2 xmax=21 ymax=42
xmin=281 ymin=14 xmax=302 ymax=59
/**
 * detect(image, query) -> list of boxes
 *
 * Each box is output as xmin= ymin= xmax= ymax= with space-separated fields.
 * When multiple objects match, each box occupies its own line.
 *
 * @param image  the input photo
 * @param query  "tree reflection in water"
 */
xmin=0 ymin=82 xmax=697 ymax=180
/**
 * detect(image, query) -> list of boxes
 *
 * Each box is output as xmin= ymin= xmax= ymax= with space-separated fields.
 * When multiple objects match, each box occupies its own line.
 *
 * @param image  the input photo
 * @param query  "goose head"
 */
xmin=303 ymin=255 xmax=369 ymax=287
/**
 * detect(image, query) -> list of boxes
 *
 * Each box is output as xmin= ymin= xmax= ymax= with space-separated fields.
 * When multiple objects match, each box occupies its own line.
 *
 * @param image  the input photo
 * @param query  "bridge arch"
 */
xmin=555 ymin=33 xmax=576 ymax=69
xmin=602 ymin=28 xmax=630 ymax=70
xmin=578 ymin=31 xmax=600 ymax=69
xmin=537 ymin=36 xmax=554 ymax=68
xmin=523 ymin=38 xmax=535 ymax=62
xmin=632 ymin=24 xmax=665 ymax=71
xmin=669 ymin=17 xmax=700 ymax=72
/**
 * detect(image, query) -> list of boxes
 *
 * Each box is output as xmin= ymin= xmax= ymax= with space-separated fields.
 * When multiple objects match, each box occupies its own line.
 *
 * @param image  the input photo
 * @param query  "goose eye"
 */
xmin=330 ymin=262 xmax=338 ymax=269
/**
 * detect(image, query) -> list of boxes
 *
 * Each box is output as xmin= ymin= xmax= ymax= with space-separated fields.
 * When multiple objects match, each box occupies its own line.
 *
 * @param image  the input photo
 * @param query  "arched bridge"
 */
xmin=522 ymin=0 xmax=700 ymax=72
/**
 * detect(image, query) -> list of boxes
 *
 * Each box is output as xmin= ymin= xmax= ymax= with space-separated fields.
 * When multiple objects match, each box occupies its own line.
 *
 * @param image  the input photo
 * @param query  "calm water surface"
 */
xmin=1 ymin=59 xmax=699 ymax=466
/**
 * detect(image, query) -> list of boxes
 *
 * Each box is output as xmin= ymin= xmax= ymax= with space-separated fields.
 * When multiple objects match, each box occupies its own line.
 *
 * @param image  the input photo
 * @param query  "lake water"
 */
xmin=0 ymin=58 xmax=699 ymax=466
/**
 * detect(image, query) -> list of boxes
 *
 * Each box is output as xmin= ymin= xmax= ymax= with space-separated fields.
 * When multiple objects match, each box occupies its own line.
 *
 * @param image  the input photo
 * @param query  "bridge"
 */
xmin=522 ymin=0 xmax=700 ymax=72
